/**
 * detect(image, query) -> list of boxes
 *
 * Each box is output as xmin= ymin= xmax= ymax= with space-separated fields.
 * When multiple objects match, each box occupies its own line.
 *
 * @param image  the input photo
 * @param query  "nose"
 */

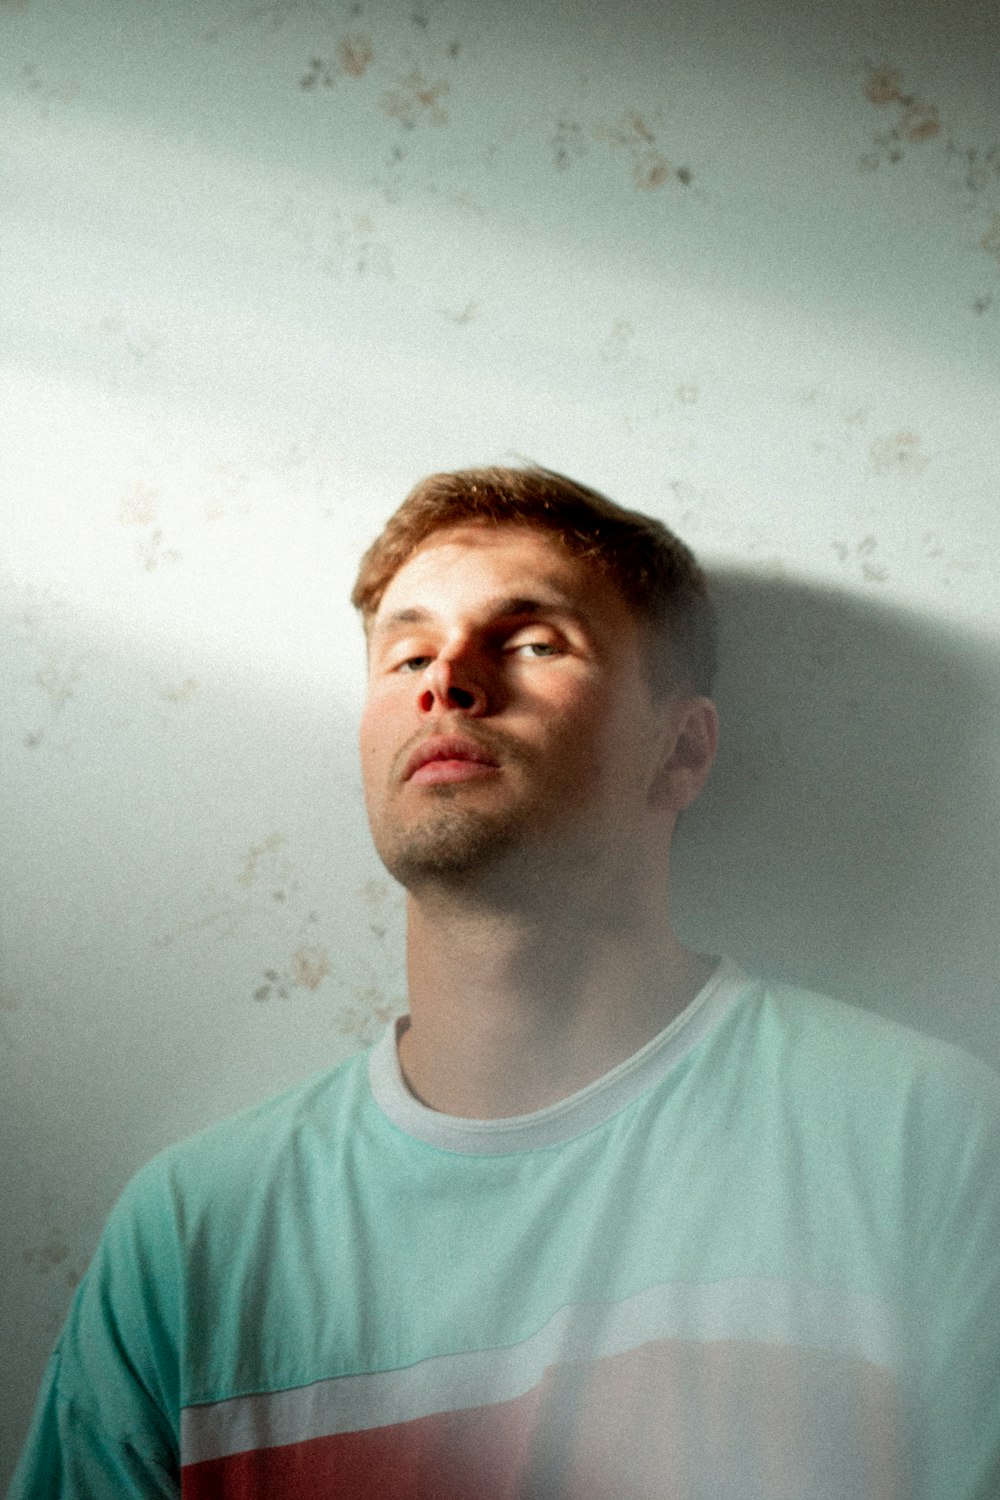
xmin=418 ymin=653 xmax=488 ymax=716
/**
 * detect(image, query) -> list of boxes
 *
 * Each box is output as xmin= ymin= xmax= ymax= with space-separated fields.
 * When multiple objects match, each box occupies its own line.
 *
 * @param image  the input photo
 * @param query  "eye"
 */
xmin=516 ymin=641 xmax=559 ymax=656
xmin=506 ymin=634 xmax=561 ymax=658
xmin=395 ymin=654 xmax=433 ymax=672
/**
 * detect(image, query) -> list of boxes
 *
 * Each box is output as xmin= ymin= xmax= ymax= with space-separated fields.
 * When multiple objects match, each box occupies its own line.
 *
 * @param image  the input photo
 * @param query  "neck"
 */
xmin=397 ymin=863 xmax=713 ymax=1118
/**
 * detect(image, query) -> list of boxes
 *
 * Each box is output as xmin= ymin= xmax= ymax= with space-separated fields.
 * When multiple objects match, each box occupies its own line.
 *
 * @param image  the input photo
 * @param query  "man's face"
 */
xmin=359 ymin=524 xmax=675 ymax=893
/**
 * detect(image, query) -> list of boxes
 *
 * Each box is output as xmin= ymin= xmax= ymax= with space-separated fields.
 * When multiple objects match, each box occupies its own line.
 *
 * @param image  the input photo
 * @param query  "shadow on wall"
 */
xmin=672 ymin=571 xmax=1000 ymax=1068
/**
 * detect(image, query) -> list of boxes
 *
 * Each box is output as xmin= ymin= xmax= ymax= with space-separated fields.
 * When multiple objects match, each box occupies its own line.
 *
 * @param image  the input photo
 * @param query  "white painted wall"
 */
xmin=2 ymin=0 xmax=998 ymax=1481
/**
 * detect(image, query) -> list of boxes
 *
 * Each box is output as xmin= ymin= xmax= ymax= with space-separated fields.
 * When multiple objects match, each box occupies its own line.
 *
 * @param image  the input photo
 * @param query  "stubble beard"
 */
xmin=372 ymin=782 xmax=541 ymax=891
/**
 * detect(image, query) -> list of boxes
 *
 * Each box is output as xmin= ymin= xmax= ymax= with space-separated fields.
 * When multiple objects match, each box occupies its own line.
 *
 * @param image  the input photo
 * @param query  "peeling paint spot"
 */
xmin=94 ymin=312 xmax=164 ymax=361
xmin=864 ymin=65 xmax=904 ymax=107
xmin=337 ymin=986 xmax=399 ymax=1044
xmin=973 ymin=294 xmax=994 ymax=314
xmin=36 ymin=660 xmax=80 ymax=705
xmin=338 ymin=32 xmax=373 ymax=77
xmin=353 ymin=236 xmax=394 ymax=278
xmin=552 ymin=118 xmax=587 ymax=170
xmin=160 ymin=677 xmax=199 ymax=704
xmin=119 ymin=483 xmax=180 ymax=571
xmin=137 ymin=527 xmax=182 ymax=572
xmin=598 ymin=113 xmax=678 ymax=191
xmin=120 ymin=484 xmax=159 ymax=526
xmin=440 ymin=300 xmax=477 ymax=324
xmin=254 ymin=944 xmax=332 ymax=1002
xmin=558 ymin=111 xmax=689 ymax=193
xmin=24 ymin=651 xmax=86 ymax=747
xmin=981 ymin=214 xmax=1000 ymax=264
xmin=289 ymin=944 xmax=332 ymax=990
xmin=870 ymin=429 xmax=929 ymax=475
xmin=899 ymin=101 xmax=940 ymax=143
xmin=300 ymin=56 xmax=335 ymax=89
xmin=919 ymin=530 xmax=978 ymax=579
xmin=277 ymin=194 xmax=394 ymax=278
xmin=633 ymin=152 xmax=672 ymax=190
xmin=832 ymin=535 xmax=888 ymax=583
xmin=599 ymin=319 xmax=634 ymax=362
xmin=20 ymin=60 xmax=78 ymax=109
xmin=238 ymin=832 xmax=287 ymax=888
xmin=947 ymin=140 xmax=1000 ymax=193
xmin=23 ymin=1228 xmax=71 ymax=1273
xmin=860 ymin=67 xmax=941 ymax=169
xmin=382 ymin=69 xmax=449 ymax=127
xmin=254 ymin=967 xmax=289 ymax=1003
xmin=157 ymin=831 xmax=310 ymax=950
xmin=675 ymin=383 xmax=699 ymax=405
xmin=16 ymin=588 xmax=88 ymax=749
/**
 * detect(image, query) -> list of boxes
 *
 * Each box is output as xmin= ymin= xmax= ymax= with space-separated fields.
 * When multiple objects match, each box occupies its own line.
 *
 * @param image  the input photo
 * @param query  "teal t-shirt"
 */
xmin=10 ymin=961 xmax=1000 ymax=1498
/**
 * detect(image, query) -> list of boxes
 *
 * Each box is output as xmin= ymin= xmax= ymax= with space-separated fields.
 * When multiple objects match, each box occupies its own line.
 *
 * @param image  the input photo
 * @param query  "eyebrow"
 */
xmin=372 ymin=594 xmax=586 ymax=638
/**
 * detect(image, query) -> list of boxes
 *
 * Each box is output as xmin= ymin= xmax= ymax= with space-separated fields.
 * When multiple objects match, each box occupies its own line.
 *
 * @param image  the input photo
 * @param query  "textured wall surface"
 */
xmin=2 ymin=0 xmax=998 ymax=1481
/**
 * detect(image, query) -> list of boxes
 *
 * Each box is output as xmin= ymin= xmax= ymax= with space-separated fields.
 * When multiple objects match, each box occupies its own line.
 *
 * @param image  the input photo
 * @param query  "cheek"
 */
xmin=358 ymin=696 xmax=391 ymax=775
xmin=538 ymin=689 xmax=613 ymax=773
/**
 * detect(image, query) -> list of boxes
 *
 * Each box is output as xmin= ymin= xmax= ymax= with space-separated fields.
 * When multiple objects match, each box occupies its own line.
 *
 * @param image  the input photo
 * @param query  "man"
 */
xmin=11 ymin=466 xmax=1000 ymax=1499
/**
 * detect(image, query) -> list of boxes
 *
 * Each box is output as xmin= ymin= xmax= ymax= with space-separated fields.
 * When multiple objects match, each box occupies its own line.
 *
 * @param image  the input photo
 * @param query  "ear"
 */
xmin=649 ymin=696 xmax=718 ymax=812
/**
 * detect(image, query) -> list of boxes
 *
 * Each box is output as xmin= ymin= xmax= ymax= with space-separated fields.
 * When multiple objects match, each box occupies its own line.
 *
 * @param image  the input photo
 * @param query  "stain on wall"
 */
xmin=860 ymin=64 xmax=940 ymax=168
xmin=598 ymin=319 xmax=635 ymax=363
xmin=860 ymin=63 xmax=1000 ymax=310
xmin=18 ymin=60 xmax=78 ymax=112
xmin=552 ymin=110 xmax=692 ymax=190
xmin=15 ymin=588 xmax=89 ymax=751
xmin=158 ymin=677 xmax=200 ymax=704
xmin=253 ymin=943 xmax=332 ymax=1001
xmin=380 ymin=68 xmax=449 ymax=127
xmin=335 ymin=985 xmax=398 ymax=1044
xmin=869 ymin=429 xmax=930 ymax=475
xmin=21 ymin=1223 xmax=86 ymax=1311
xmin=832 ymin=535 xmax=889 ymax=584
xmin=981 ymin=214 xmax=1000 ymax=263
xmin=157 ymin=831 xmax=300 ymax=946
xmin=300 ymin=34 xmax=373 ymax=89
xmin=90 ymin=312 xmax=165 ymax=363
xmin=439 ymin=299 xmax=477 ymax=323
xmin=118 ymin=485 xmax=183 ymax=572
xmin=274 ymin=196 xmax=396 ymax=280
xmin=338 ymin=32 xmax=374 ymax=77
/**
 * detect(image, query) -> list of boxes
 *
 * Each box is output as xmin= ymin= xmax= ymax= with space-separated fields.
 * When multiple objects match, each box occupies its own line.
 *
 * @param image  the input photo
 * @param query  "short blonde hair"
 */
xmin=351 ymin=465 xmax=716 ymax=696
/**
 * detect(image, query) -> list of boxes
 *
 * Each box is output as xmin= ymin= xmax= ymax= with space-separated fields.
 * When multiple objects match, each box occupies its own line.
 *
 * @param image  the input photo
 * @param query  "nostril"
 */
xmin=449 ymin=686 xmax=476 ymax=709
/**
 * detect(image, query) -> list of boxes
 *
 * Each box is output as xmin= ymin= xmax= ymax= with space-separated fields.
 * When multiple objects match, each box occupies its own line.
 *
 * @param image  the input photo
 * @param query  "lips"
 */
xmin=403 ymin=735 xmax=500 ymax=782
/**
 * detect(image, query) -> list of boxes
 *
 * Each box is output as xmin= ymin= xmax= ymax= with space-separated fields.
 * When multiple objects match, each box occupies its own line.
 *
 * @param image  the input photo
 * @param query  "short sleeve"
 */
xmin=8 ymin=1164 xmax=183 ymax=1500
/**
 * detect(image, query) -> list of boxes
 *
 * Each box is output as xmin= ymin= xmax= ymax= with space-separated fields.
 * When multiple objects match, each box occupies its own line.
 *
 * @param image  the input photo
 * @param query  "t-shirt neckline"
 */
xmin=367 ymin=957 xmax=750 ymax=1155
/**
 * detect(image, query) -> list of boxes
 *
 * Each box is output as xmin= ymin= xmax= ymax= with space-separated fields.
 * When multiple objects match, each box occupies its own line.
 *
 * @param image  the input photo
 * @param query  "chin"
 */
xmin=374 ymin=805 xmax=533 ymax=889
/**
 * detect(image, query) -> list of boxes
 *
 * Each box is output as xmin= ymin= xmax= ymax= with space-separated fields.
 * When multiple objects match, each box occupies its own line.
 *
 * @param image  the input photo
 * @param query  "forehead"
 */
xmin=371 ymin=525 xmax=628 ymax=632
